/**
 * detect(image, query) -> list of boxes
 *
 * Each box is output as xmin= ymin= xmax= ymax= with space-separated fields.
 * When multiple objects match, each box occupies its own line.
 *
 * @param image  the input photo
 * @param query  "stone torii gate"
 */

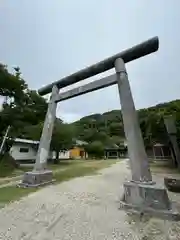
xmin=20 ymin=37 xmax=180 ymax=220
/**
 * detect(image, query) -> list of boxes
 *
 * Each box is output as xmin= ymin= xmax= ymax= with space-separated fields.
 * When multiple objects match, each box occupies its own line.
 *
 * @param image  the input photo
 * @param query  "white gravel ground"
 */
xmin=0 ymin=159 xmax=180 ymax=240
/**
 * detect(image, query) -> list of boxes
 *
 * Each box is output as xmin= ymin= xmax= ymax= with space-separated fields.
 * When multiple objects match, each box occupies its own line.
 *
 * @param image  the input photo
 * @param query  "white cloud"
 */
xmin=58 ymin=111 xmax=82 ymax=123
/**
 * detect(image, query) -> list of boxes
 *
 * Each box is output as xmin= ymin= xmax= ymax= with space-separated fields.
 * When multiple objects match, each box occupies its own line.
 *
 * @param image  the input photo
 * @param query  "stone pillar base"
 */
xmin=120 ymin=181 xmax=180 ymax=221
xmin=18 ymin=170 xmax=55 ymax=188
xmin=164 ymin=177 xmax=180 ymax=193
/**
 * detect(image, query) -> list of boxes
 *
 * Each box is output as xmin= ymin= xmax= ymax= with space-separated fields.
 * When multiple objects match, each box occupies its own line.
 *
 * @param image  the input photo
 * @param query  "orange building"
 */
xmin=69 ymin=140 xmax=88 ymax=159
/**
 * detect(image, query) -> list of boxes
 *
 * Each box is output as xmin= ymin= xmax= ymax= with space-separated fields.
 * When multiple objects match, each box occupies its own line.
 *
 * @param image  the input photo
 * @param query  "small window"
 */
xmin=19 ymin=148 xmax=29 ymax=153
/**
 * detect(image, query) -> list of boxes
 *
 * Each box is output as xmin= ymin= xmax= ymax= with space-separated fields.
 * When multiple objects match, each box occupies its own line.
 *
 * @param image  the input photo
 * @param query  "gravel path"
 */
xmin=0 ymin=160 xmax=180 ymax=239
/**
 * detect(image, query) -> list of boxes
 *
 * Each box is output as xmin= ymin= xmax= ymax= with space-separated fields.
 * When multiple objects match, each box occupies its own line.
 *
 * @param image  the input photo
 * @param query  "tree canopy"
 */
xmin=0 ymin=64 xmax=73 ymax=157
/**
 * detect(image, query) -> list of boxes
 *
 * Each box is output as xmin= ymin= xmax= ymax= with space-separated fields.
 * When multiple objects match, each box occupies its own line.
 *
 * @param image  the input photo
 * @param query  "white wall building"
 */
xmin=50 ymin=150 xmax=70 ymax=160
xmin=9 ymin=138 xmax=70 ymax=162
xmin=10 ymin=138 xmax=39 ymax=163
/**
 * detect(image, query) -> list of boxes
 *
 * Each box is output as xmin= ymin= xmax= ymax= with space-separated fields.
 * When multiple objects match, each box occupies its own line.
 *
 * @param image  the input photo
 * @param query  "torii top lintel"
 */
xmin=38 ymin=36 xmax=159 ymax=96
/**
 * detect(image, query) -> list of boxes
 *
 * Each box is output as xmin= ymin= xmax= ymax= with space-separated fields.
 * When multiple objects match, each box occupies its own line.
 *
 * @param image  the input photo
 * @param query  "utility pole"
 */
xmin=0 ymin=125 xmax=11 ymax=155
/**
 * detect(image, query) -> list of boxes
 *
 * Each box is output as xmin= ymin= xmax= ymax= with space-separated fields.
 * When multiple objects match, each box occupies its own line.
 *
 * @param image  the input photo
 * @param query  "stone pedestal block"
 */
xmin=18 ymin=170 xmax=54 ymax=188
xmin=120 ymin=181 xmax=180 ymax=221
xmin=164 ymin=177 xmax=180 ymax=193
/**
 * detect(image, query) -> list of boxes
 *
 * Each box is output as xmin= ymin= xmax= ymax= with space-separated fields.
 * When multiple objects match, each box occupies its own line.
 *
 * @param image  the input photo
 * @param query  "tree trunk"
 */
xmin=53 ymin=150 xmax=59 ymax=164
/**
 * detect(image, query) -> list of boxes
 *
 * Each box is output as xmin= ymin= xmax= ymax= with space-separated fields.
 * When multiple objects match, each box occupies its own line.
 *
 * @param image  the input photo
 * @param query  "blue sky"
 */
xmin=0 ymin=1 xmax=180 ymax=122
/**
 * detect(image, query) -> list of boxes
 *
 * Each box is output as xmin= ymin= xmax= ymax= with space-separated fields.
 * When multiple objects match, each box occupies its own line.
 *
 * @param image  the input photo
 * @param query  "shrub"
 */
xmin=0 ymin=153 xmax=19 ymax=177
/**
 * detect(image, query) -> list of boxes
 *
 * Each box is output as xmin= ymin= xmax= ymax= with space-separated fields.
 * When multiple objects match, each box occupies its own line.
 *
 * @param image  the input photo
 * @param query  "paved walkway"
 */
xmin=0 ymin=160 xmax=180 ymax=239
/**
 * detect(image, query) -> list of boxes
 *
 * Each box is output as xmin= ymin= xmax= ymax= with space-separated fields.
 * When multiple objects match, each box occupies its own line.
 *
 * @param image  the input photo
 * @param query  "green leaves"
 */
xmin=0 ymin=64 xmax=48 ymax=138
xmin=50 ymin=121 xmax=75 ymax=152
xmin=0 ymin=64 xmax=27 ymax=106
xmin=85 ymin=141 xmax=104 ymax=158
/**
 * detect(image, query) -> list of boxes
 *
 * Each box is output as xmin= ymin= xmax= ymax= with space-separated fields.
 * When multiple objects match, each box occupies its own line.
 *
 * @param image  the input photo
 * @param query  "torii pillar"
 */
xmin=164 ymin=115 xmax=180 ymax=169
xmin=19 ymin=85 xmax=59 ymax=187
xmin=115 ymin=58 xmax=180 ymax=220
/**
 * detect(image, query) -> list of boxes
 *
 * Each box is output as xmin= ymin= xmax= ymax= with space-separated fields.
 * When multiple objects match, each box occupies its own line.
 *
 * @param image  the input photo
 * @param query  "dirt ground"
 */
xmin=0 ymin=159 xmax=180 ymax=240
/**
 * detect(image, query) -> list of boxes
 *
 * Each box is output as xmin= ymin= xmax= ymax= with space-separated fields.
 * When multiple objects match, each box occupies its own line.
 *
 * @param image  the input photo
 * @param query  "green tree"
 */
xmin=0 ymin=64 xmax=27 ymax=106
xmin=110 ymin=135 xmax=125 ymax=146
xmin=50 ymin=121 xmax=76 ymax=163
xmin=19 ymin=122 xmax=44 ymax=140
xmin=0 ymin=65 xmax=47 ymax=140
xmin=0 ymin=65 xmax=27 ymax=135
xmin=85 ymin=141 xmax=104 ymax=159
xmin=108 ymin=122 xmax=124 ymax=137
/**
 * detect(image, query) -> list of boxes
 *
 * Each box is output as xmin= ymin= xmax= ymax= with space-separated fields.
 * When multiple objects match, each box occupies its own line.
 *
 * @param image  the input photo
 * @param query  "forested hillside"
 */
xmin=72 ymin=99 xmax=180 ymax=147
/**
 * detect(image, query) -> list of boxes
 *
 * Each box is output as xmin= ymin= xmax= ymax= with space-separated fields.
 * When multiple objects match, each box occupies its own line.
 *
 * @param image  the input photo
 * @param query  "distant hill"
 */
xmin=72 ymin=99 xmax=180 ymax=146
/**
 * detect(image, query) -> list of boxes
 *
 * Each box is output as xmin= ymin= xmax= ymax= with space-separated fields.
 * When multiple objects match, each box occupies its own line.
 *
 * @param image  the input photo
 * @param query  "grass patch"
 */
xmin=48 ymin=160 xmax=82 ymax=171
xmin=150 ymin=160 xmax=180 ymax=174
xmin=54 ymin=160 xmax=115 ymax=182
xmin=0 ymin=160 xmax=82 ymax=181
xmin=0 ymin=159 xmax=117 ymax=208
xmin=0 ymin=187 xmax=35 ymax=208
xmin=0 ymin=153 xmax=19 ymax=177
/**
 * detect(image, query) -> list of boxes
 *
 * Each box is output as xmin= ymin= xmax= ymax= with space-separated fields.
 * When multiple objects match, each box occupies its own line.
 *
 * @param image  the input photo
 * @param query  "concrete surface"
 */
xmin=20 ymin=170 xmax=54 ymax=187
xmin=115 ymin=58 xmax=152 ymax=183
xmin=0 ymin=160 xmax=180 ymax=239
